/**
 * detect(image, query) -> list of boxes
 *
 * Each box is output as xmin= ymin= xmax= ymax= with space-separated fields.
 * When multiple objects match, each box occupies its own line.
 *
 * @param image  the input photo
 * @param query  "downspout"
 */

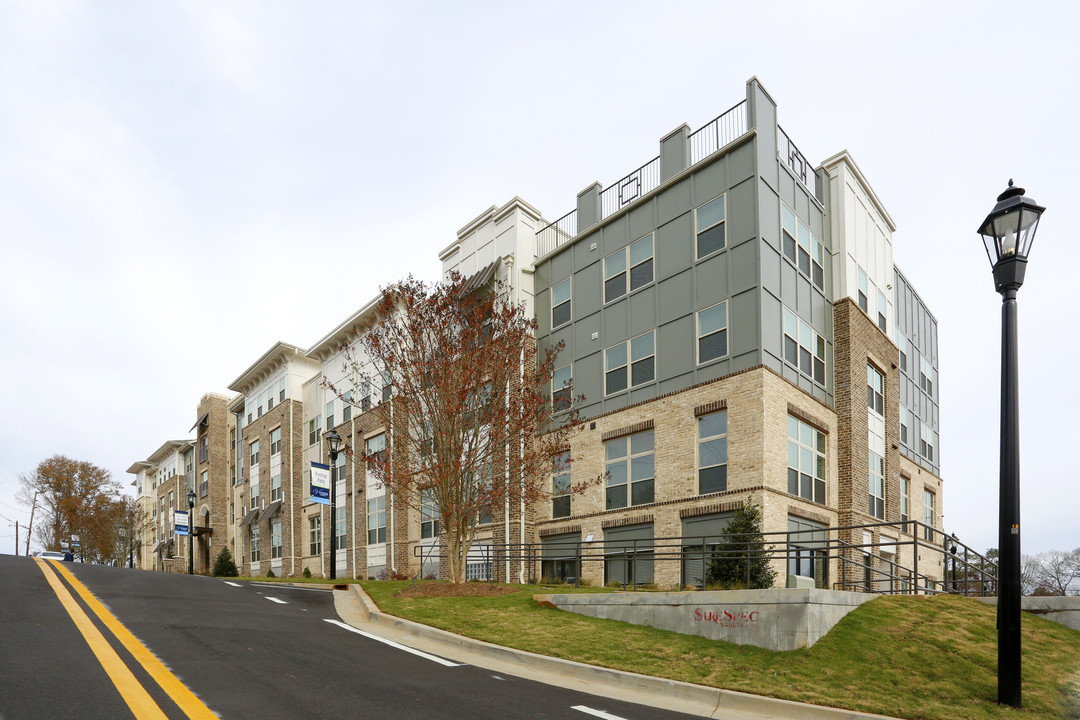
xmin=288 ymin=369 xmax=296 ymax=578
xmin=388 ymin=385 xmax=395 ymax=574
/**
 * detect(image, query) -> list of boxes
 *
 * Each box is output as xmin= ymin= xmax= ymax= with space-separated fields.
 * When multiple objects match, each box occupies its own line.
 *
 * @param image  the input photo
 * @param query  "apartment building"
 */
xmin=126 ymin=77 xmax=944 ymax=590
xmin=529 ymin=78 xmax=943 ymax=589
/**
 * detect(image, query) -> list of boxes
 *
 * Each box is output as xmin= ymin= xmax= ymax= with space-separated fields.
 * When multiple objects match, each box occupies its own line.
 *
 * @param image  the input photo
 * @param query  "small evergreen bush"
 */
xmin=212 ymin=547 xmax=239 ymax=577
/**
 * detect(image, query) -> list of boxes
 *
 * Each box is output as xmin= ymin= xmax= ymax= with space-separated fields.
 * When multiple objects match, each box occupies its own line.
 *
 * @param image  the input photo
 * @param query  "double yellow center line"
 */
xmin=34 ymin=558 xmax=220 ymax=720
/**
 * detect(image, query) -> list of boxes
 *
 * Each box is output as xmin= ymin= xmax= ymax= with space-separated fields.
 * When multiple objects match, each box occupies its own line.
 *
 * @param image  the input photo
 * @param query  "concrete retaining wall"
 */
xmin=977 ymin=596 xmax=1080 ymax=633
xmin=534 ymin=588 xmax=875 ymax=650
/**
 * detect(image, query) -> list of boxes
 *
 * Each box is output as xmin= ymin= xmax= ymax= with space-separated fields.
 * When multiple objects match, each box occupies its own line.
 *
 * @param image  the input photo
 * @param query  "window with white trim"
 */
xmin=877 ymin=290 xmax=887 ymax=332
xmin=367 ymin=496 xmax=386 ymax=544
xmin=308 ymin=415 xmax=321 ymax=446
xmin=857 ymin=268 xmax=869 ymax=313
xmin=309 ymin=516 xmax=321 ymax=556
xmin=271 ymin=518 xmax=282 ymax=559
xmin=782 ymin=204 xmax=823 ymax=289
xmin=605 ymin=331 xmax=655 ymax=395
xmin=695 ymin=195 xmax=725 ymax=259
xmin=697 ymin=411 xmax=727 ymax=494
xmin=250 ymin=526 xmax=260 ymax=562
xmin=326 ymin=400 xmax=335 ymax=432
xmin=604 ymin=234 xmax=653 ymax=302
xmin=604 ymin=429 xmax=654 ymax=510
xmin=920 ymin=424 xmax=935 ymax=463
xmin=249 ymin=440 xmax=260 ymax=467
xmin=552 ymin=365 xmax=572 ymax=413
xmin=271 ymin=472 xmax=281 ymax=502
xmin=696 ymin=302 xmax=728 ymax=364
xmin=867 ymin=365 xmax=884 ymax=416
xmin=420 ymin=489 xmax=439 ymax=539
xmin=901 ymin=477 xmax=910 ymax=523
xmin=923 ymin=490 xmax=935 ymax=541
xmin=783 ymin=308 xmax=826 ymax=385
xmin=342 ymin=392 xmax=352 ymax=422
xmin=552 ymin=278 xmax=571 ymax=328
xmin=869 ymin=450 xmax=885 ymax=519
xmin=552 ymin=451 xmax=571 ymax=519
xmin=787 ymin=416 xmax=825 ymax=504
xmin=900 ymin=406 xmax=910 ymax=445
xmin=279 ymin=378 xmax=286 ymax=403
xmin=335 ymin=506 xmax=347 ymax=549
xmin=270 ymin=427 xmax=281 ymax=456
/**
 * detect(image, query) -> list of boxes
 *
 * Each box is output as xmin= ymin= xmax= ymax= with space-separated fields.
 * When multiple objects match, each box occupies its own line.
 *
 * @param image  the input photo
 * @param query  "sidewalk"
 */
xmin=332 ymin=585 xmax=901 ymax=720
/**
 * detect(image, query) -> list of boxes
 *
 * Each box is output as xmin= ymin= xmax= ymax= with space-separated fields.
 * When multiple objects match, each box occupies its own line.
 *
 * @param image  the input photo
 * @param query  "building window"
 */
xmin=199 ymin=470 xmax=208 ymax=498
xmin=361 ymin=382 xmax=372 ymax=412
xmin=367 ymin=496 xmax=386 ymax=544
xmin=868 ymin=450 xmax=885 ymax=519
xmin=900 ymin=406 xmax=910 ymax=445
xmin=867 ymin=365 xmax=884 ymax=416
xmin=695 ymin=195 xmax=725 ymax=259
xmin=270 ymin=427 xmax=281 ymax=456
xmin=420 ymin=489 xmax=440 ymax=539
xmin=335 ymin=506 xmax=347 ymax=550
xmin=877 ymin=290 xmax=887 ymax=332
xmin=326 ymin=401 xmax=335 ymax=432
xmin=308 ymin=415 xmax=322 ymax=446
xmin=271 ymin=518 xmax=282 ymax=559
xmin=267 ymin=391 xmax=274 ymax=412
xmin=250 ymin=526 xmax=260 ymax=562
xmin=604 ymin=234 xmax=653 ymax=303
xmin=604 ymin=331 xmax=655 ymax=395
xmin=342 ymin=392 xmax=352 ymax=422
xmin=605 ymin=429 xmax=654 ymax=510
xmin=783 ymin=308 xmax=826 ymax=385
xmin=552 ymin=451 xmax=571 ymax=519
xmin=787 ymin=416 xmax=825 ymax=504
xmin=696 ymin=302 xmax=728 ymax=364
xmin=857 ymin=269 xmax=869 ymax=313
xmin=250 ymin=477 xmax=260 ymax=508
xmin=697 ymin=411 xmax=727 ymax=494
xmin=920 ymin=424 xmax=935 ymax=463
xmin=249 ymin=440 xmax=260 ymax=467
xmin=197 ymin=437 xmax=208 ymax=464
xmin=381 ymin=372 xmax=392 ymax=403
xmin=923 ymin=490 xmax=935 ymax=541
xmin=920 ymin=355 xmax=934 ymax=398
xmin=552 ymin=365 xmax=572 ymax=413
xmin=901 ymin=477 xmax=910 ymax=523
xmin=257 ymin=391 xmax=265 ymax=418
xmin=366 ymin=433 xmax=386 ymax=474
xmin=782 ymin=204 xmax=823 ymax=289
xmin=309 ymin=516 xmax=322 ymax=556
xmin=279 ymin=378 xmax=286 ymax=403
xmin=271 ymin=472 xmax=281 ymax=502
xmin=899 ymin=336 xmax=908 ymax=373
xmin=552 ymin=278 xmax=571 ymax=328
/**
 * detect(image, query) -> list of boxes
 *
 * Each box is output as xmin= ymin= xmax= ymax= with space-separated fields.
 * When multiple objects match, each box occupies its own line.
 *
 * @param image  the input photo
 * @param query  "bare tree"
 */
xmin=326 ymin=274 xmax=594 ymax=583
xmin=1027 ymin=549 xmax=1080 ymax=596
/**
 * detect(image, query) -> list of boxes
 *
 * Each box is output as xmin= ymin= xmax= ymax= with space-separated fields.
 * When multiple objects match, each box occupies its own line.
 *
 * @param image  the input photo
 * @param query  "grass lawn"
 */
xmin=360 ymin=581 xmax=1080 ymax=720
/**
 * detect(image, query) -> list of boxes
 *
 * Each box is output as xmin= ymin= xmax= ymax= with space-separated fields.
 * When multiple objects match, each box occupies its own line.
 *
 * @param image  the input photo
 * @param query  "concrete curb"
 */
xmin=334 ymin=585 xmax=901 ymax=720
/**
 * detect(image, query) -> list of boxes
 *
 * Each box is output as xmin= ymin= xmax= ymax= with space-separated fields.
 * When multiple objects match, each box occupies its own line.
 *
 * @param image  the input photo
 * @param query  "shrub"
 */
xmin=705 ymin=499 xmax=777 ymax=590
xmin=266 ymin=568 xmax=275 ymax=578
xmin=212 ymin=547 xmax=239 ymax=577
xmin=302 ymin=567 xmax=312 ymax=578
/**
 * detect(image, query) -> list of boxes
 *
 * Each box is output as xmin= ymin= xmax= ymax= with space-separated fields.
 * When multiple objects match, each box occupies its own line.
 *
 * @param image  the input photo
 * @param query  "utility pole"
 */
xmin=25 ymin=491 xmax=39 ymax=556
xmin=14 ymin=521 xmax=18 ymax=555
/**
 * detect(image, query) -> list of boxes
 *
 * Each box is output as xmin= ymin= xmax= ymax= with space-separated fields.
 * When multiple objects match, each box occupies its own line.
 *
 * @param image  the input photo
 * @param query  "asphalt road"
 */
xmin=0 ymin=555 xmax=706 ymax=720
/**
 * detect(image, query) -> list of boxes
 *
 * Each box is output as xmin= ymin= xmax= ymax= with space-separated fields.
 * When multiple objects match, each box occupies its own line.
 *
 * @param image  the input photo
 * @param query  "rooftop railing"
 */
xmin=536 ymin=100 xmax=749 ymax=258
xmin=778 ymin=125 xmax=814 ymax=191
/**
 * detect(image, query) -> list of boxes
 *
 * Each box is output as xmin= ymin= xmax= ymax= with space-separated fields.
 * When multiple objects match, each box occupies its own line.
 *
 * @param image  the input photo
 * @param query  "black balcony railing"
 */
xmin=688 ymin=100 xmax=748 ymax=165
xmin=599 ymin=156 xmax=660 ymax=220
xmin=778 ymin=125 xmax=814 ymax=190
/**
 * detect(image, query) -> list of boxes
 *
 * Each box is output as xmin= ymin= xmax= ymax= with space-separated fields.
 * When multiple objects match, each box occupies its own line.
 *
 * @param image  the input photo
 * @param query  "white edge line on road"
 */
xmin=323 ymin=619 xmax=461 ymax=667
xmin=223 ymin=582 xmax=242 ymax=587
xmin=266 ymin=597 xmax=288 ymax=604
xmin=572 ymin=706 xmax=628 ymax=720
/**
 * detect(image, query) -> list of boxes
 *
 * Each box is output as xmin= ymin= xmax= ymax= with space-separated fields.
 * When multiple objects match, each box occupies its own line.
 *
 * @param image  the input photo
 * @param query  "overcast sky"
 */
xmin=1 ymin=1 xmax=1077 ymax=557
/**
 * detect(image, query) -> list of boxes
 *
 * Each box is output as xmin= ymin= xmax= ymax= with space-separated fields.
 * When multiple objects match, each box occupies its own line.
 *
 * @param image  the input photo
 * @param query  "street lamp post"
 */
xmin=977 ymin=180 xmax=1045 ymax=709
xmin=187 ymin=489 xmax=196 ymax=575
xmin=949 ymin=533 xmax=958 ymax=593
xmin=325 ymin=429 xmax=343 ymax=581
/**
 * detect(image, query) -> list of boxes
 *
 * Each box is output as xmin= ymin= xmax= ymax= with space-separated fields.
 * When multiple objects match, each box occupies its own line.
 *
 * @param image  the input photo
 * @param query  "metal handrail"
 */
xmin=599 ymin=156 xmax=660 ymax=221
xmin=778 ymin=125 xmax=814 ymax=190
xmin=688 ymin=100 xmax=748 ymax=164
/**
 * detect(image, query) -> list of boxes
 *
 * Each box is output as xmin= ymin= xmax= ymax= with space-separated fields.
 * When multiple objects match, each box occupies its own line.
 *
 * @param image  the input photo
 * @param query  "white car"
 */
xmin=38 ymin=551 xmax=68 ymax=561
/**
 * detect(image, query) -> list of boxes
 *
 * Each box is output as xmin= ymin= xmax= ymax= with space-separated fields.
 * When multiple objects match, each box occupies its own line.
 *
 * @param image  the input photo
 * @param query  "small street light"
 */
xmin=949 ymin=533 xmax=958 ymax=593
xmin=187 ymin=489 xmax=196 ymax=575
xmin=325 ymin=428 xmax=343 ymax=580
xmin=977 ymin=180 xmax=1045 ymax=709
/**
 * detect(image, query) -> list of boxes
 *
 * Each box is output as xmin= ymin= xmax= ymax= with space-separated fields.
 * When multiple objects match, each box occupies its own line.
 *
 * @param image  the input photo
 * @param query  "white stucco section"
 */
xmin=822 ymin=152 xmax=896 ymax=339
xmin=439 ymin=197 xmax=545 ymax=321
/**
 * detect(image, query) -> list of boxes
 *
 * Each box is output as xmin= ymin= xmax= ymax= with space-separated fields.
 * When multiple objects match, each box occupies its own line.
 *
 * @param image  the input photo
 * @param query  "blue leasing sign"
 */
xmin=174 ymin=510 xmax=190 ymax=536
xmin=311 ymin=462 xmax=331 ymax=505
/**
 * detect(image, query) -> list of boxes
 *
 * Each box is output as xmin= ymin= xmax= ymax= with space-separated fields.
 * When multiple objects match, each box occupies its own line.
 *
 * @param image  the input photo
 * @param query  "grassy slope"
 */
xmin=361 ymin=582 xmax=1080 ymax=720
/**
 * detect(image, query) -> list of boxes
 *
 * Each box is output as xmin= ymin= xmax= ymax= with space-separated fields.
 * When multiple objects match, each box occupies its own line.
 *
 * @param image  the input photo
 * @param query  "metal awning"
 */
xmin=152 ymin=541 xmax=165 ymax=554
xmin=189 ymin=412 xmax=209 ymax=432
xmin=192 ymin=526 xmax=213 ymax=537
xmin=463 ymin=260 xmax=499 ymax=292
xmin=262 ymin=500 xmax=282 ymax=519
xmin=239 ymin=508 xmax=260 ymax=527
